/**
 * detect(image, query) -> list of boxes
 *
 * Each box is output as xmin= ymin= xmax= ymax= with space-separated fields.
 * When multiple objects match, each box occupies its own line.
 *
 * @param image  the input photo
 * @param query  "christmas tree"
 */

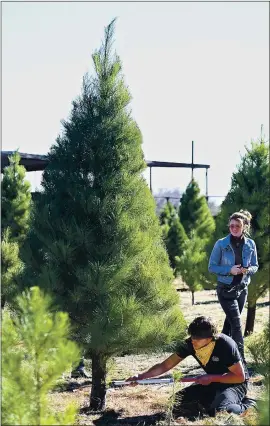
xmin=22 ymin=20 xmax=186 ymax=410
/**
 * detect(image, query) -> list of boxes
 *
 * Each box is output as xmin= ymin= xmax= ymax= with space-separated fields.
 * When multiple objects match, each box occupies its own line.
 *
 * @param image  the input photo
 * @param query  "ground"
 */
xmin=49 ymin=284 xmax=269 ymax=425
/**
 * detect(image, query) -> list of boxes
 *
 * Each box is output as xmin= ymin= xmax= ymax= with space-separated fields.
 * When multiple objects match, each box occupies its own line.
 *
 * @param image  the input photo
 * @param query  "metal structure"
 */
xmin=1 ymin=142 xmax=213 ymax=200
xmin=147 ymin=141 xmax=210 ymax=199
xmin=1 ymin=151 xmax=49 ymax=172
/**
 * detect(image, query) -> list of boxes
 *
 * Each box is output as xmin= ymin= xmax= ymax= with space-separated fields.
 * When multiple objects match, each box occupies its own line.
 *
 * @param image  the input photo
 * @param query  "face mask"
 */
xmin=193 ymin=340 xmax=216 ymax=366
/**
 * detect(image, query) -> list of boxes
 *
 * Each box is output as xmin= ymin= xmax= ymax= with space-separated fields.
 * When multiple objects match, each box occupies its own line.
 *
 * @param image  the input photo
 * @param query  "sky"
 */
xmin=2 ymin=2 xmax=269 ymax=204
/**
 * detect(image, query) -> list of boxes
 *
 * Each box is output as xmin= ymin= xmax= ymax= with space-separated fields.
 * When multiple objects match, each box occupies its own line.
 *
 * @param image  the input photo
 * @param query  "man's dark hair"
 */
xmin=188 ymin=316 xmax=218 ymax=339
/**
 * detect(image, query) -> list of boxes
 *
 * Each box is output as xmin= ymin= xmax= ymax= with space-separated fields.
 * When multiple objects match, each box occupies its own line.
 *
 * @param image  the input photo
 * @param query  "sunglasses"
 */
xmin=229 ymin=224 xmax=241 ymax=229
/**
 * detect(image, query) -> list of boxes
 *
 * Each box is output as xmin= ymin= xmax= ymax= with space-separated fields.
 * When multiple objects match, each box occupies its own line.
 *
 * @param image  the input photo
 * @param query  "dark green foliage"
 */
xmin=159 ymin=203 xmax=187 ymax=273
xmin=1 ymin=228 xmax=23 ymax=307
xmin=166 ymin=217 xmax=187 ymax=272
xmin=179 ymin=179 xmax=215 ymax=240
xmin=214 ymin=139 xmax=269 ymax=334
xmin=159 ymin=201 xmax=177 ymax=241
xmin=2 ymin=287 xmax=80 ymax=425
xmin=22 ymin=20 xmax=186 ymax=409
xmin=1 ymin=151 xmax=31 ymax=245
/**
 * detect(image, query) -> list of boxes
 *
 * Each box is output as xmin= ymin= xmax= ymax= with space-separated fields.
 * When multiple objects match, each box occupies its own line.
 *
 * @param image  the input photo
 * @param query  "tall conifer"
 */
xmin=216 ymin=139 xmax=269 ymax=335
xmin=22 ymin=20 xmax=186 ymax=409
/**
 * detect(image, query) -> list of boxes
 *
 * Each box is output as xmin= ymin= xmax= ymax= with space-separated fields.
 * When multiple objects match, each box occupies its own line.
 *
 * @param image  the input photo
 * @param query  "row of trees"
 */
xmin=159 ymin=179 xmax=215 ymax=304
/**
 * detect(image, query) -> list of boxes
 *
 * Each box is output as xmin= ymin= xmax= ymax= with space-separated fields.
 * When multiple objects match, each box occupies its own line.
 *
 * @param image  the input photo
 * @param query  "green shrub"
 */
xmin=245 ymin=321 xmax=269 ymax=377
xmin=2 ymin=286 xmax=81 ymax=425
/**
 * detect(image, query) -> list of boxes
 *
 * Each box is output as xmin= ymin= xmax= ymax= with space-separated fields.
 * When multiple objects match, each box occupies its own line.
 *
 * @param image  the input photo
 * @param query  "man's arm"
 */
xmin=190 ymin=361 xmax=245 ymax=386
xmin=126 ymin=353 xmax=183 ymax=382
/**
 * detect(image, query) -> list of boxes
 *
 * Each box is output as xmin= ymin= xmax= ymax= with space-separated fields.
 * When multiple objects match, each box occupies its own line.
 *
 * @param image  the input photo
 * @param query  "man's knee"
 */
xmin=210 ymin=392 xmax=244 ymax=416
xmin=210 ymin=392 xmax=232 ymax=413
xmin=210 ymin=403 xmax=242 ymax=416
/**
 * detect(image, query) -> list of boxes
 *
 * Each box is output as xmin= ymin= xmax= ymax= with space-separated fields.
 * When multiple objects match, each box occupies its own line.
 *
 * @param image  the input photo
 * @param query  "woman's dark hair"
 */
xmin=229 ymin=209 xmax=252 ymax=235
xmin=188 ymin=316 xmax=218 ymax=339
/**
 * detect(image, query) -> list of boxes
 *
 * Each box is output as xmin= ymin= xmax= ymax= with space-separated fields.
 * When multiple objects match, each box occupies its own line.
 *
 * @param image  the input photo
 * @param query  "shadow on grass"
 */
xmin=256 ymin=301 xmax=270 ymax=308
xmin=91 ymin=409 xmax=165 ymax=425
xmin=55 ymin=379 xmax=92 ymax=392
xmin=194 ymin=300 xmax=219 ymax=305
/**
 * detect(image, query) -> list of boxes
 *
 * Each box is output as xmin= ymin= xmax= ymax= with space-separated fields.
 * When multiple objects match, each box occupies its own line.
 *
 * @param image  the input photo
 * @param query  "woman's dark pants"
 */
xmin=173 ymin=382 xmax=247 ymax=419
xmin=217 ymin=286 xmax=247 ymax=360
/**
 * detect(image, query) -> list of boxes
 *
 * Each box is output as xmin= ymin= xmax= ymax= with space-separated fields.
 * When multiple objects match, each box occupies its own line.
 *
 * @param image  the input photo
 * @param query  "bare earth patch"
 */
xmin=48 ymin=288 xmax=268 ymax=425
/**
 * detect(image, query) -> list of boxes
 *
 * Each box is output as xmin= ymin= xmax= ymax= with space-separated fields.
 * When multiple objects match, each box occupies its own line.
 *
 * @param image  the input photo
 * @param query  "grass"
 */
xmin=48 ymin=286 xmax=269 ymax=425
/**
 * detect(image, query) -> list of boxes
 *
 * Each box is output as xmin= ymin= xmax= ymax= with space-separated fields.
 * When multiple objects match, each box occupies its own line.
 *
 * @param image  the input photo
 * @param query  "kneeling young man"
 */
xmin=127 ymin=316 xmax=253 ymax=419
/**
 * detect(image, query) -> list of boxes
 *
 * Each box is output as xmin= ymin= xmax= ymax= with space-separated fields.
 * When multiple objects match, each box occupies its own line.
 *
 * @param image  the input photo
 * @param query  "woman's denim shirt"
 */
xmin=208 ymin=234 xmax=259 ymax=285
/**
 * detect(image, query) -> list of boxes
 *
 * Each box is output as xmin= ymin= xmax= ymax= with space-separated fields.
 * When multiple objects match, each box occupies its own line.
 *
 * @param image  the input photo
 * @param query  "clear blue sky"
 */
xmin=2 ymin=2 xmax=269 ymax=202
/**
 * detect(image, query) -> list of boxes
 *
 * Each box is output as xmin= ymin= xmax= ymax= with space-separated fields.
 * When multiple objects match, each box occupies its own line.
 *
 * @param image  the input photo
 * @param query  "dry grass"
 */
xmin=48 ymin=287 xmax=269 ymax=425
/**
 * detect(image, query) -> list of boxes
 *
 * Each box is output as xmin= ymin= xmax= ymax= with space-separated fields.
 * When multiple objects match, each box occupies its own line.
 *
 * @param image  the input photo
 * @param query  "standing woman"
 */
xmin=208 ymin=210 xmax=258 ymax=362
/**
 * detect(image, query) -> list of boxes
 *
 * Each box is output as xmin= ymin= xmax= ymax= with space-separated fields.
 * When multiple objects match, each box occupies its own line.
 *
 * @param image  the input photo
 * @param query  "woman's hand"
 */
xmin=230 ymin=265 xmax=242 ymax=275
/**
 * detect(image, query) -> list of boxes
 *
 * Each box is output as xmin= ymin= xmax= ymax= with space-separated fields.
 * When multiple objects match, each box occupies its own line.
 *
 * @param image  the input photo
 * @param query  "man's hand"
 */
xmin=125 ymin=374 xmax=143 ymax=386
xmin=230 ymin=265 xmax=242 ymax=275
xmin=194 ymin=375 xmax=213 ymax=386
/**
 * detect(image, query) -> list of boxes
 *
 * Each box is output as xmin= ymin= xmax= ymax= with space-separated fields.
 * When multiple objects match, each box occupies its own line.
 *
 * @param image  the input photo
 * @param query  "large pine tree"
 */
xmin=1 ymin=151 xmax=31 ymax=244
xmin=216 ymin=139 xmax=269 ymax=335
xmin=179 ymin=179 xmax=215 ymax=240
xmin=22 ymin=20 xmax=186 ymax=410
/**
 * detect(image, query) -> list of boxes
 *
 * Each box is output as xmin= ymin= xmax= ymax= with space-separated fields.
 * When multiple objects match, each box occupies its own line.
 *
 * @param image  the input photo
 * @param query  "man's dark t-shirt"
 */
xmin=175 ymin=333 xmax=248 ymax=380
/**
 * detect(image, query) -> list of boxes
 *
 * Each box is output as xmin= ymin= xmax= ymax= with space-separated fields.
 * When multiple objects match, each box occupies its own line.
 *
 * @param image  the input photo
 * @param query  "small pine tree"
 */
xmin=159 ymin=201 xmax=177 ymax=242
xmin=179 ymin=179 xmax=215 ymax=240
xmin=1 ymin=151 xmax=32 ymax=245
xmin=175 ymin=232 xmax=205 ymax=305
xmin=160 ymin=201 xmax=177 ymax=226
xmin=1 ymin=228 xmax=23 ymax=308
xmin=2 ymin=286 xmax=80 ymax=426
xmin=166 ymin=217 xmax=187 ymax=273
xmin=22 ymin=20 xmax=186 ymax=410
xmin=246 ymin=321 xmax=269 ymax=378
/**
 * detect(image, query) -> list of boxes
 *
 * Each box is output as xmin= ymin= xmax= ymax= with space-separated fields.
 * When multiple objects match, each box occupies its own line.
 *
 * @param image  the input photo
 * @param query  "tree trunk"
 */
xmin=90 ymin=353 xmax=107 ymax=411
xmin=244 ymin=303 xmax=256 ymax=336
xmin=1 ymin=296 xmax=6 ymax=309
xmin=191 ymin=291 xmax=195 ymax=305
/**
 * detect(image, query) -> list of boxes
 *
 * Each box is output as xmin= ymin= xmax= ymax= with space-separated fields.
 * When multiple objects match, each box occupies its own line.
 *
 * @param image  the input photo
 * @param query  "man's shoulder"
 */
xmin=216 ymin=333 xmax=238 ymax=350
xmin=175 ymin=337 xmax=193 ymax=357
